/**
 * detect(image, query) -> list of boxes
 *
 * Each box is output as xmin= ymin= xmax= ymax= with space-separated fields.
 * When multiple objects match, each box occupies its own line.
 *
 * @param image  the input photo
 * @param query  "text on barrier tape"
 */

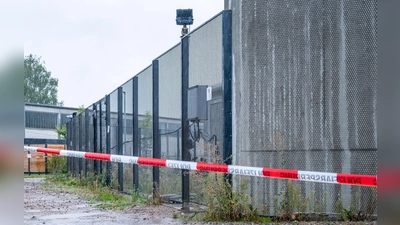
xmin=23 ymin=146 xmax=377 ymax=187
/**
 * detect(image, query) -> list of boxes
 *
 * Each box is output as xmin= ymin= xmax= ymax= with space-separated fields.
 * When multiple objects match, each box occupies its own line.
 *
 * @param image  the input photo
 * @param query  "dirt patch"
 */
xmin=24 ymin=178 xmax=377 ymax=225
xmin=24 ymin=178 xmax=182 ymax=225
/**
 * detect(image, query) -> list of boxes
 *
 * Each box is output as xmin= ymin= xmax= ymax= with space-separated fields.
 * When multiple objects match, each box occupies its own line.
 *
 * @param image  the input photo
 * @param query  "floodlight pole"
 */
xmin=181 ymin=31 xmax=190 ymax=212
xmin=176 ymin=7 xmax=193 ymax=213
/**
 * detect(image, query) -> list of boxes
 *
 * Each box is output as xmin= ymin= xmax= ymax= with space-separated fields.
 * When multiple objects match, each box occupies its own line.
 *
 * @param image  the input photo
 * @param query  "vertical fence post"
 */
xmin=78 ymin=113 xmax=82 ymax=179
xmin=99 ymin=100 xmax=103 ymax=175
xmin=68 ymin=120 xmax=72 ymax=173
xmin=45 ymin=143 xmax=48 ymax=174
xmin=72 ymin=114 xmax=76 ymax=177
xmin=118 ymin=87 xmax=124 ymax=191
xmin=222 ymin=10 xmax=233 ymax=185
xmin=181 ymin=35 xmax=190 ymax=211
xmin=177 ymin=131 xmax=180 ymax=160
xmin=93 ymin=104 xmax=98 ymax=175
xmin=133 ymin=76 xmax=139 ymax=191
xmin=71 ymin=118 xmax=74 ymax=176
xmin=106 ymin=94 xmax=111 ymax=186
xmin=152 ymin=59 xmax=160 ymax=199
xmin=138 ymin=128 xmax=142 ymax=156
xmin=28 ymin=144 xmax=31 ymax=176
xmin=66 ymin=121 xmax=70 ymax=174
xmin=85 ymin=109 xmax=89 ymax=178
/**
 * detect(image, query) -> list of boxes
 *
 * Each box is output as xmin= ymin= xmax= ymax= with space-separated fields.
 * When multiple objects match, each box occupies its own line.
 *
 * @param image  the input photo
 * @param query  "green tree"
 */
xmin=24 ymin=54 xmax=62 ymax=105
xmin=140 ymin=111 xmax=153 ymax=152
xmin=56 ymin=124 xmax=66 ymax=139
xmin=77 ymin=105 xmax=85 ymax=114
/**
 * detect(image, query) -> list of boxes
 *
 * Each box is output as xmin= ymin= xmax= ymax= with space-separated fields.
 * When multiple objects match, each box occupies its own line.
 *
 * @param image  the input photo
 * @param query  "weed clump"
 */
xmin=189 ymin=142 xmax=267 ymax=223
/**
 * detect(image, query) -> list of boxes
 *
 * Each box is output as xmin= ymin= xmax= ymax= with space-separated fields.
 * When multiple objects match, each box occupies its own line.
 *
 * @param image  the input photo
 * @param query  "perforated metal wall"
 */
xmin=231 ymin=0 xmax=377 ymax=215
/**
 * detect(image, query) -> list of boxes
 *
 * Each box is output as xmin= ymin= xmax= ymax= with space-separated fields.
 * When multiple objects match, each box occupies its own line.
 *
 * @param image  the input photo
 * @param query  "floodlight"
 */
xmin=176 ymin=9 xmax=193 ymax=25
xmin=176 ymin=9 xmax=193 ymax=37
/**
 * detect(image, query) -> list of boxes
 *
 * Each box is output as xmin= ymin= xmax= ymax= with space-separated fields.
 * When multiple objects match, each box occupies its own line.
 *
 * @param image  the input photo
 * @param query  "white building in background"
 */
xmin=24 ymin=103 xmax=78 ymax=139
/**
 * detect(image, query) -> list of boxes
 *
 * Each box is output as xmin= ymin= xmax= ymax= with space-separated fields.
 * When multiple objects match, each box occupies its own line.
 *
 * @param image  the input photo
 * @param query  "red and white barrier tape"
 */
xmin=24 ymin=146 xmax=377 ymax=187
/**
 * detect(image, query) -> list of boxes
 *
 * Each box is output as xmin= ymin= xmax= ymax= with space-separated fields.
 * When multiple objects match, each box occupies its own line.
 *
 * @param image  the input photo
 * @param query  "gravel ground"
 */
xmin=24 ymin=178 xmax=181 ymax=225
xmin=24 ymin=178 xmax=377 ymax=225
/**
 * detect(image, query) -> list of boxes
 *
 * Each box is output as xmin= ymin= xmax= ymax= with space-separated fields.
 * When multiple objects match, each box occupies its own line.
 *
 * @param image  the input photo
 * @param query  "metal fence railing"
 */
xmin=64 ymin=2 xmax=377 ymax=217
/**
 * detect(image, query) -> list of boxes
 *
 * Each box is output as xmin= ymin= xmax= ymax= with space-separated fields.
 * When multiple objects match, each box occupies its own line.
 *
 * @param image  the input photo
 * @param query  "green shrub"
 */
xmin=47 ymin=155 xmax=67 ymax=174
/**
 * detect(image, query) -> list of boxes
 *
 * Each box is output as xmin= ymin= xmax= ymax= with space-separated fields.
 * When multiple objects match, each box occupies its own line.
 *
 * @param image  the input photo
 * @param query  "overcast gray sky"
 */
xmin=24 ymin=0 xmax=224 ymax=107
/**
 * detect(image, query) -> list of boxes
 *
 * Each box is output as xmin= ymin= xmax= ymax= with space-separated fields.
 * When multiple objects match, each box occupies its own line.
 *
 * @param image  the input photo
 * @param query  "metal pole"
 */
xmin=28 ymin=145 xmax=30 ymax=176
xmin=133 ymin=77 xmax=139 ymax=191
xmin=45 ymin=143 xmax=48 ymax=174
xmin=177 ymin=131 xmax=180 ymax=160
xmin=79 ymin=113 xmax=82 ymax=179
xmin=85 ymin=109 xmax=89 ymax=178
xmin=152 ymin=59 xmax=160 ymax=200
xmin=123 ymin=91 xmax=127 ymax=155
xmin=66 ymin=121 xmax=68 ymax=173
xmin=71 ymin=116 xmax=75 ymax=177
xmin=67 ymin=120 xmax=70 ymax=174
xmin=93 ymin=104 xmax=98 ymax=175
xmin=106 ymin=95 xmax=111 ymax=186
xmin=138 ymin=128 xmax=142 ymax=157
xmin=118 ymin=87 xmax=124 ymax=191
xmin=99 ymin=100 xmax=103 ymax=175
xmin=181 ymin=35 xmax=190 ymax=211
xmin=73 ymin=114 xmax=77 ymax=177
xmin=222 ymin=10 xmax=233 ymax=185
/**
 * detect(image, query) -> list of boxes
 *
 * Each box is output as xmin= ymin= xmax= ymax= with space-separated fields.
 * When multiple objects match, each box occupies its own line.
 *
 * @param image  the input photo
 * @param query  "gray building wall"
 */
xmin=228 ymin=0 xmax=377 ymax=215
xmin=25 ymin=103 xmax=78 ymax=139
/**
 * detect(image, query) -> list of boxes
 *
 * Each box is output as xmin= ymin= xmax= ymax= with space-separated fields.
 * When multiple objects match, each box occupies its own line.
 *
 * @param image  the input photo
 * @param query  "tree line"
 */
xmin=24 ymin=54 xmax=63 ymax=106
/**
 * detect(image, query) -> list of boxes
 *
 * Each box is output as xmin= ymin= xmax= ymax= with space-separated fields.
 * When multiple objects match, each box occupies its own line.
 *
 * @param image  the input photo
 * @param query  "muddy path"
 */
xmin=25 ymin=178 xmax=376 ymax=225
xmin=24 ymin=178 xmax=182 ymax=225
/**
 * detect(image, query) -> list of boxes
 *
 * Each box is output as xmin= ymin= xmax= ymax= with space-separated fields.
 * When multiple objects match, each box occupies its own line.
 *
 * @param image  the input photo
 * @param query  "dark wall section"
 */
xmin=230 ymin=0 xmax=377 ymax=215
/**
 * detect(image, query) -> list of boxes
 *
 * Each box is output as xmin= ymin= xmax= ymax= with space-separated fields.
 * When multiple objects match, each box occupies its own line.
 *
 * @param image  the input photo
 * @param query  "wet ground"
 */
xmin=24 ymin=178 xmax=182 ymax=225
xmin=24 ymin=178 xmax=377 ymax=225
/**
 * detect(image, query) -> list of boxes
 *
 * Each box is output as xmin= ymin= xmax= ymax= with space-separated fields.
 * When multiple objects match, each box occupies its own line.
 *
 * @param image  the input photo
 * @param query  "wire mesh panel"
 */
xmin=78 ymin=113 xmax=84 ymax=178
xmin=137 ymin=66 xmax=153 ymax=195
xmin=121 ymin=79 xmax=134 ymax=193
xmin=79 ymin=111 xmax=88 ymax=178
xmin=109 ymin=90 xmax=119 ymax=189
xmin=189 ymin=14 xmax=223 ymax=88
xmin=157 ymin=44 xmax=182 ymax=197
xmin=86 ymin=108 xmax=94 ymax=177
xmin=93 ymin=101 xmax=101 ymax=175
xmin=73 ymin=117 xmax=79 ymax=177
xmin=231 ymin=0 xmax=377 ymax=216
xmin=187 ymin=13 xmax=224 ymax=204
xmin=98 ymin=98 xmax=107 ymax=176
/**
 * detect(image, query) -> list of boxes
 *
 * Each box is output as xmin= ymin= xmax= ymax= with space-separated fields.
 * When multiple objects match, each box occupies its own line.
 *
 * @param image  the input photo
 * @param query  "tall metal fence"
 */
xmin=66 ymin=11 xmax=230 ymax=207
xmin=65 ymin=2 xmax=377 ymax=217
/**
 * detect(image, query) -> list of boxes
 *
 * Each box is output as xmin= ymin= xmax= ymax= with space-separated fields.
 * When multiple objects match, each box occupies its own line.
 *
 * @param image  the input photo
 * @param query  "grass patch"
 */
xmin=188 ymin=142 xmax=272 ymax=223
xmin=24 ymin=173 xmax=49 ymax=178
xmin=43 ymin=172 xmax=148 ymax=210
